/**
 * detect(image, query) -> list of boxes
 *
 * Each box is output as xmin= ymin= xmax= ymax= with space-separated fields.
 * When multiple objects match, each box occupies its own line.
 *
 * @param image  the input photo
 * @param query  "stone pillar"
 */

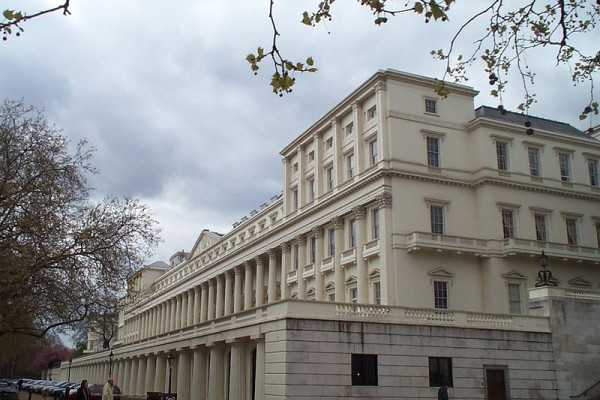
xmin=136 ymin=356 xmax=146 ymax=395
xmin=160 ymin=302 xmax=167 ymax=333
xmin=244 ymin=261 xmax=253 ymax=309
xmin=170 ymin=297 xmax=177 ymax=332
xmin=354 ymin=206 xmax=368 ymax=303
xmin=216 ymin=275 xmax=225 ymax=318
xmin=332 ymin=217 xmax=345 ymax=301
xmin=255 ymin=256 xmax=265 ymax=306
xmin=296 ymin=235 xmax=307 ymax=299
xmin=145 ymin=355 xmax=156 ymax=395
xmin=187 ymin=289 xmax=194 ymax=326
xmin=118 ymin=359 xmax=128 ymax=393
xmin=128 ymin=357 xmax=138 ymax=396
xmin=176 ymin=351 xmax=191 ymax=400
xmin=200 ymin=282 xmax=209 ymax=322
xmin=207 ymin=279 xmax=216 ymax=320
xmin=193 ymin=286 xmax=201 ymax=325
xmin=280 ymin=243 xmax=291 ymax=299
xmin=352 ymin=101 xmax=365 ymax=174
xmin=224 ymin=270 xmax=233 ymax=316
xmin=155 ymin=354 xmax=166 ymax=393
xmin=377 ymin=192 xmax=393 ymax=304
xmin=332 ymin=118 xmax=342 ymax=186
xmin=254 ymin=341 xmax=265 ymax=399
xmin=234 ymin=266 xmax=243 ymax=312
xmin=228 ymin=343 xmax=244 ymax=400
xmin=191 ymin=347 xmax=207 ymax=400
xmin=181 ymin=292 xmax=188 ymax=328
xmin=313 ymin=226 xmax=325 ymax=301
xmin=267 ymin=250 xmax=278 ymax=303
xmin=283 ymin=157 xmax=290 ymax=215
xmin=297 ymin=145 xmax=306 ymax=209
xmin=207 ymin=346 xmax=224 ymax=400
xmin=176 ymin=294 xmax=183 ymax=330
xmin=313 ymin=134 xmax=323 ymax=198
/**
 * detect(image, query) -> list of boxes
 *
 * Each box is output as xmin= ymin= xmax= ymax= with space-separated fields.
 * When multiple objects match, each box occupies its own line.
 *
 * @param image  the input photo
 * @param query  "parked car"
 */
xmin=0 ymin=382 xmax=18 ymax=400
xmin=88 ymin=384 xmax=121 ymax=400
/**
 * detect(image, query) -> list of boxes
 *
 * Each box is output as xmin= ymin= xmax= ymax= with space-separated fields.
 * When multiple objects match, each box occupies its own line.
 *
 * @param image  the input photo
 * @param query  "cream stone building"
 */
xmin=63 ymin=70 xmax=600 ymax=400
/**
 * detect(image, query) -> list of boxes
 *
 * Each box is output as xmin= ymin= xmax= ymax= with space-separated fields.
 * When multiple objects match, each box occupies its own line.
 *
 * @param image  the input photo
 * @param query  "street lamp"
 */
xmin=68 ymin=359 xmax=72 ymax=381
xmin=536 ymin=251 xmax=557 ymax=287
xmin=167 ymin=353 xmax=175 ymax=398
xmin=108 ymin=351 xmax=114 ymax=378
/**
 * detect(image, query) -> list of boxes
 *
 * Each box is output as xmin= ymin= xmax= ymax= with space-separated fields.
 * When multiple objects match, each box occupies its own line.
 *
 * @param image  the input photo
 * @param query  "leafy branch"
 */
xmin=1 ymin=1 xmax=71 ymax=41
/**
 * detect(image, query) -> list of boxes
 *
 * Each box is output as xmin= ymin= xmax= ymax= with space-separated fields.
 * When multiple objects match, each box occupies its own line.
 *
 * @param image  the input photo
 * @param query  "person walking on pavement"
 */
xmin=75 ymin=380 xmax=91 ymax=400
xmin=438 ymin=385 xmax=449 ymax=400
xmin=102 ymin=377 xmax=115 ymax=400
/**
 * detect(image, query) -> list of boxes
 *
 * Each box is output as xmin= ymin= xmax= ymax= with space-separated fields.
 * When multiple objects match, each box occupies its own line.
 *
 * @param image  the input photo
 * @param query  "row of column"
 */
xmin=123 ymin=193 xmax=392 ymax=343
xmin=70 ymin=341 xmax=264 ymax=400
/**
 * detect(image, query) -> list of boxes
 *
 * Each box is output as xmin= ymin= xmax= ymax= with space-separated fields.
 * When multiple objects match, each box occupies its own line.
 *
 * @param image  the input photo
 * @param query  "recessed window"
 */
xmin=349 ymin=218 xmax=356 ymax=248
xmin=508 ymin=283 xmax=522 ymax=314
xmin=588 ymin=159 xmax=599 ymax=187
xmin=426 ymin=136 xmax=440 ymax=167
xmin=308 ymin=178 xmax=315 ymax=202
xmin=501 ymin=209 xmax=516 ymax=238
xmin=292 ymin=188 xmax=298 ymax=210
xmin=430 ymin=205 xmax=444 ymax=235
xmin=326 ymin=166 xmax=334 ymax=190
xmin=595 ymin=220 xmax=600 ymax=248
xmin=372 ymin=208 xmax=380 ymax=240
xmin=293 ymin=243 xmax=299 ymax=270
xmin=351 ymin=354 xmax=378 ymax=386
xmin=328 ymin=228 xmax=335 ymax=256
xmin=528 ymin=147 xmax=541 ymax=177
xmin=566 ymin=217 xmax=579 ymax=245
xmin=534 ymin=213 xmax=548 ymax=242
xmin=367 ymin=106 xmax=377 ymax=121
xmin=559 ymin=153 xmax=571 ymax=182
xmin=347 ymin=153 xmax=355 ymax=178
xmin=345 ymin=122 xmax=354 ymax=136
xmin=325 ymin=137 xmax=333 ymax=150
xmin=425 ymin=98 xmax=438 ymax=114
xmin=310 ymin=236 xmax=316 ymax=263
xmin=496 ymin=142 xmax=510 ymax=171
xmin=349 ymin=287 xmax=358 ymax=303
xmin=434 ymin=281 xmax=448 ymax=309
xmin=369 ymin=138 xmax=378 ymax=165
xmin=373 ymin=281 xmax=381 ymax=304
xmin=292 ymin=162 xmax=298 ymax=173
xmin=429 ymin=357 xmax=453 ymax=387
xmin=307 ymin=151 xmax=315 ymax=163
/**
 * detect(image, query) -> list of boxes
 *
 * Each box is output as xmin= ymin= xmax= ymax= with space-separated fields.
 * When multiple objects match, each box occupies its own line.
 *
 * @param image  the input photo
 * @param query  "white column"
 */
xmin=332 ymin=217 xmax=345 ymax=301
xmin=234 ymin=266 xmax=243 ymax=313
xmin=254 ymin=341 xmax=265 ymax=400
xmin=224 ymin=270 xmax=233 ymax=316
xmin=155 ymin=354 xmax=166 ymax=393
xmin=177 ymin=351 xmax=191 ymax=400
xmin=118 ymin=359 xmax=128 ymax=394
xmin=216 ymin=275 xmax=225 ymax=318
xmin=136 ymin=356 xmax=146 ymax=395
xmin=128 ymin=358 xmax=138 ymax=396
xmin=191 ymin=347 xmax=207 ymax=400
xmin=255 ymin=256 xmax=265 ymax=306
xmin=193 ymin=286 xmax=201 ymax=325
xmin=296 ymin=235 xmax=307 ymax=299
xmin=187 ymin=289 xmax=194 ymax=326
xmin=352 ymin=101 xmax=365 ymax=174
xmin=208 ymin=346 xmax=224 ymax=400
xmin=181 ymin=292 xmax=188 ymax=328
xmin=354 ymin=206 xmax=368 ymax=303
xmin=200 ymin=282 xmax=209 ymax=322
xmin=176 ymin=294 xmax=183 ymax=330
xmin=332 ymin=118 xmax=342 ymax=186
xmin=378 ymin=192 xmax=393 ymax=304
xmin=228 ymin=343 xmax=244 ymax=400
xmin=267 ymin=250 xmax=278 ymax=303
xmin=280 ymin=243 xmax=291 ymax=299
xmin=207 ymin=279 xmax=216 ymax=320
xmin=145 ymin=355 xmax=156 ymax=395
xmin=313 ymin=226 xmax=325 ymax=301
xmin=313 ymin=134 xmax=323 ymax=199
xmin=244 ymin=261 xmax=253 ymax=309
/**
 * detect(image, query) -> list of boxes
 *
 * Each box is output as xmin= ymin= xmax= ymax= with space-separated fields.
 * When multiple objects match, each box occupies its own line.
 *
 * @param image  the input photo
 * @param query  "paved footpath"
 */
xmin=19 ymin=392 xmax=61 ymax=400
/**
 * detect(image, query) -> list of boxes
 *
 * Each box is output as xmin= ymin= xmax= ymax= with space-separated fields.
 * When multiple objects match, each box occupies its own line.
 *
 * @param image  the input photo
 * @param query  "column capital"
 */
xmin=352 ymin=206 xmax=366 ymax=220
xmin=255 ymin=255 xmax=264 ymax=266
xmin=216 ymin=274 xmax=225 ymax=283
xmin=225 ymin=269 xmax=234 ymax=279
xmin=351 ymin=101 xmax=359 ymax=112
xmin=235 ymin=265 xmax=245 ymax=275
xmin=202 ymin=281 xmax=210 ymax=289
xmin=295 ymin=234 xmax=306 ymax=247
xmin=374 ymin=80 xmax=386 ymax=93
xmin=312 ymin=226 xmax=324 ymax=238
xmin=377 ymin=192 xmax=392 ymax=208
xmin=267 ymin=249 xmax=277 ymax=260
xmin=280 ymin=242 xmax=291 ymax=253
xmin=244 ymin=261 xmax=253 ymax=271
xmin=331 ymin=216 xmax=343 ymax=229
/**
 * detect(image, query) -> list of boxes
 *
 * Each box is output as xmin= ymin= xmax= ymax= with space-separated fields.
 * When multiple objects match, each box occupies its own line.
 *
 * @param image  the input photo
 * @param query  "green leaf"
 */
xmin=3 ymin=9 xmax=14 ymax=20
xmin=413 ymin=2 xmax=424 ymax=13
xmin=306 ymin=57 xmax=314 ymax=66
xmin=429 ymin=2 xmax=444 ymax=20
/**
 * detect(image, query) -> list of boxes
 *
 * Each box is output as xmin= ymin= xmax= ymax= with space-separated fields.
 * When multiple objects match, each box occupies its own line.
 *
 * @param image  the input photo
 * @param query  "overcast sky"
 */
xmin=3 ymin=0 xmax=599 ymax=263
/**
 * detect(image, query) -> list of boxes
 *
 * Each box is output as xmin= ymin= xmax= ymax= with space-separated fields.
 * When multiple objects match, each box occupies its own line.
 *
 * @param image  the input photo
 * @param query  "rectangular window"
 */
xmin=292 ymin=162 xmax=298 ymax=173
xmin=559 ymin=153 xmax=571 ymax=182
xmin=502 ymin=209 xmax=516 ymax=238
xmin=426 ymin=136 xmax=440 ymax=167
xmin=372 ymin=208 xmax=380 ymax=239
xmin=307 ymin=150 xmax=315 ymax=162
xmin=589 ymin=159 xmax=599 ymax=186
xmin=308 ymin=178 xmax=315 ymax=202
xmin=349 ymin=287 xmax=358 ymax=303
xmin=347 ymin=153 xmax=355 ymax=178
xmin=373 ymin=281 xmax=381 ymax=304
xmin=292 ymin=188 xmax=298 ymax=210
xmin=351 ymin=354 xmax=378 ymax=386
xmin=534 ymin=213 xmax=548 ymax=242
xmin=528 ymin=147 xmax=541 ymax=176
xmin=369 ymin=139 xmax=378 ymax=165
xmin=293 ymin=243 xmax=299 ymax=270
xmin=425 ymin=98 xmax=438 ymax=114
xmin=508 ymin=283 xmax=522 ymax=314
xmin=434 ymin=281 xmax=448 ymax=309
xmin=345 ymin=122 xmax=354 ymax=136
xmin=429 ymin=357 xmax=453 ymax=387
xmin=328 ymin=292 xmax=336 ymax=301
xmin=328 ymin=228 xmax=335 ymax=256
xmin=310 ymin=236 xmax=316 ymax=263
xmin=496 ymin=142 xmax=509 ymax=171
xmin=349 ymin=219 xmax=356 ymax=248
xmin=326 ymin=167 xmax=334 ymax=191
xmin=566 ymin=218 xmax=579 ymax=245
xmin=430 ymin=205 xmax=444 ymax=235
xmin=367 ymin=106 xmax=377 ymax=121
xmin=325 ymin=137 xmax=333 ymax=150
xmin=596 ymin=220 xmax=600 ymax=248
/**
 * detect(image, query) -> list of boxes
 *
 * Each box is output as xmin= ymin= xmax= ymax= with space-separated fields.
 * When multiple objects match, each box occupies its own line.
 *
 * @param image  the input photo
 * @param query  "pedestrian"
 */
xmin=102 ymin=377 xmax=115 ymax=400
xmin=17 ymin=379 xmax=23 ymax=391
xmin=76 ymin=380 xmax=91 ymax=400
xmin=438 ymin=384 xmax=449 ymax=400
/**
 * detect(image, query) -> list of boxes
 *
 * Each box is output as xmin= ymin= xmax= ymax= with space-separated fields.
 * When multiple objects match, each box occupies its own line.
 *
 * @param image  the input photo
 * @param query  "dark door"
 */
xmin=486 ymin=368 xmax=508 ymax=400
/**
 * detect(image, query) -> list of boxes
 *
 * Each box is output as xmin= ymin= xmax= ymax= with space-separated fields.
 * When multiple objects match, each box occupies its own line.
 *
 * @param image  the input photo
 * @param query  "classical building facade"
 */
xmin=64 ymin=70 xmax=600 ymax=399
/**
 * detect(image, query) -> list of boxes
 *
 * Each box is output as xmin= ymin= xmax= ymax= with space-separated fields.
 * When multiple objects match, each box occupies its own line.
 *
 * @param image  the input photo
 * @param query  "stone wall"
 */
xmin=264 ymin=317 xmax=556 ymax=399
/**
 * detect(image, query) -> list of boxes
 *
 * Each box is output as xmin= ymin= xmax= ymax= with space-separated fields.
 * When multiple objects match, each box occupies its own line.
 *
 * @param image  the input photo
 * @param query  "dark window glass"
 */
xmin=429 ymin=357 xmax=453 ymax=387
xmin=352 ymin=354 xmax=378 ymax=386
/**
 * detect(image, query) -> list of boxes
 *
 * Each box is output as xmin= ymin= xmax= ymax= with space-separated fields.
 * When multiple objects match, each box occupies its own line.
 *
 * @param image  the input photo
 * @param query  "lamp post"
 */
xmin=167 ymin=353 xmax=175 ymax=398
xmin=68 ymin=359 xmax=72 ymax=381
xmin=536 ymin=251 xmax=557 ymax=287
xmin=108 ymin=351 xmax=114 ymax=378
